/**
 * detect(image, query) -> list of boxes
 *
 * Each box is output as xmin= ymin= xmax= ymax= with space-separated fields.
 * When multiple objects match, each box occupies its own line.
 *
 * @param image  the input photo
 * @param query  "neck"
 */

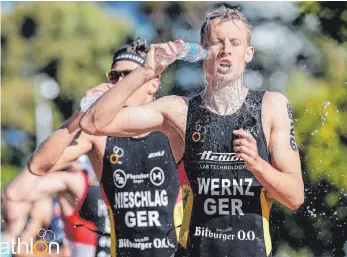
xmin=204 ymin=76 xmax=248 ymax=115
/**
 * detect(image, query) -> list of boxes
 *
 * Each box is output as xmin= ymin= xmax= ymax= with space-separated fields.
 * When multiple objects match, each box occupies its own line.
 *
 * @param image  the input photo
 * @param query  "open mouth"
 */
xmin=217 ymin=60 xmax=232 ymax=74
xmin=220 ymin=63 xmax=232 ymax=68
xmin=219 ymin=59 xmax=232 ymax=68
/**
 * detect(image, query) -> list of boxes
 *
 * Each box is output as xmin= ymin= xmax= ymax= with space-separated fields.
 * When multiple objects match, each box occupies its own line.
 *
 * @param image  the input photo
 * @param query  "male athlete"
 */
xmin=80 ymin=6 xmax=305 ymax=257
xmin=4 ymin=161 xmax=110 ymax=257
xmin=18 ymin=39 xmax=185 ymax=257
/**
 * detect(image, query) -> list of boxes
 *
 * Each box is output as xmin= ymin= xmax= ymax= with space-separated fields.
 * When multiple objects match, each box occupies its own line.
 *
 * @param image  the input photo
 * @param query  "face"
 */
xmin=110 ymin=60 xmax=160 ymax=106
xmin=203 ymin=18 xmax=254 ymax=85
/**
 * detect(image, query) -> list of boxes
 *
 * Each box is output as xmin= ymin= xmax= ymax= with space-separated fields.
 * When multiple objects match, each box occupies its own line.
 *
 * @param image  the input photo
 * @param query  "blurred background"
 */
xmin=1 ymin=1 xmax=347 ymax=256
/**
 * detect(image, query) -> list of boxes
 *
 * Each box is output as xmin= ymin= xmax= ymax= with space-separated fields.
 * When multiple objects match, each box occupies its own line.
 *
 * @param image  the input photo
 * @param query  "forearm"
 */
xmin=28 ymin=110 xmax=84 ymax=175
xmin=2 ymin=218 xmax=28 ymax=242
xmin=253 ymin=160 xmax=304 ymax=210
xmin=81 ymin=67 xmax=155 ymax=133
xmin=4 ymin=170 xmax=58 ymax=202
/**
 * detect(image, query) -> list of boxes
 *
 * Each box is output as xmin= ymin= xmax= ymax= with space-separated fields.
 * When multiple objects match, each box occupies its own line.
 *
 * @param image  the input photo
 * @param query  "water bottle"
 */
xmin=80 ymin=91 xmax=104 ymax=112
xmin=155 ymin=42 xmax=209 ymax=66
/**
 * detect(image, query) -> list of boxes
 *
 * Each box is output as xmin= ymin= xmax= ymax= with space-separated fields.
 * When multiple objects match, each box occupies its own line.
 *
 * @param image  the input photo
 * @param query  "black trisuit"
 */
xmin=101 ymin=132 xmax=185 ymax=257
xmin=176 ymin=90 xmax=273 ymax=257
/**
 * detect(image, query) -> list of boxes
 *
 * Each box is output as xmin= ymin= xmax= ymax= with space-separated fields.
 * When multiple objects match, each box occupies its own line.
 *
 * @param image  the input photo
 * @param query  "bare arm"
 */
xmin=15 ymin=198 xmax=70 ymax=257
xmin=19 ymin=197 xmax=53 ymax=243
xmin=233 ymin=92 xmax=304 ymax=210
xmin=80 ymin=41 xmax=180 ymax=137
xmin=1 ymin=193 xmax=32 ymax=242
xmin=264 ymin=93 xmax=304 ymax=209
xmin=5 ymin=169 xmax=85 ymax=203
xmin=28 ymin=110 xmax=86 ymax=175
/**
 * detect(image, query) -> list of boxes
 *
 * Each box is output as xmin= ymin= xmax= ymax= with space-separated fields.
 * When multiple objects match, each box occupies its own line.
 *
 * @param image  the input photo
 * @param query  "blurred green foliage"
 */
xmin=288 ymin=38 xmax=347 ymax=191
xmin=1 ymin=1 xmax=131 ymax=187
xmin=277 ymin=38 xmax=347 ymax=257
xmin=1 ymin=2 xmax=130 ymax=131
xmin=298 ymin=2 xmax=347 ymax=43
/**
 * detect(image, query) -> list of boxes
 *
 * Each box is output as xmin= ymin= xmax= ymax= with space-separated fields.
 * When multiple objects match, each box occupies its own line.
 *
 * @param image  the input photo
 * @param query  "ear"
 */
xmin=245 ymin=46 xmax=254 ymax=64
xmin=148 ymin=77 xmax=160 ymax=95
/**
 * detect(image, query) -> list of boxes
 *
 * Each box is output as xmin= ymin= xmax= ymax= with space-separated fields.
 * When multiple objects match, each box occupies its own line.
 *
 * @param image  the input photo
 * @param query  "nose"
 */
xmin=221 ymin=39 xmax=232 ymax=56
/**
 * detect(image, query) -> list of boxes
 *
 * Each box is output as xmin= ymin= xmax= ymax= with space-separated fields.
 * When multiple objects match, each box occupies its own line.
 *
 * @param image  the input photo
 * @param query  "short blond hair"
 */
xmin=200 ymin=6 xmax=252 ymax=46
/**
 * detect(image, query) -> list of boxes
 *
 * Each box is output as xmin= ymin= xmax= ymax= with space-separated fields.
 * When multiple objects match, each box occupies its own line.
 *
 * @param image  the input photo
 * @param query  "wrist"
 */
xmin=252 ymin=157 xmax=265 ymax=175
xmin=137 ymin=66 xmax=156 ymax=81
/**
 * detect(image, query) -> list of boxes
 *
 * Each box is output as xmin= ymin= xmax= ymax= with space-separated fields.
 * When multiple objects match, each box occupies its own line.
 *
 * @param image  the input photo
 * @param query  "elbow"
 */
xmin=288 ymin=191 xmax=305 ymax=211
xmin=27 ymin=156 xmax=46 ymax=176
xmin=3 ymin=186 xmax=17 ymax=202
xmin=80 ymin=114 xmax=111 ymax=136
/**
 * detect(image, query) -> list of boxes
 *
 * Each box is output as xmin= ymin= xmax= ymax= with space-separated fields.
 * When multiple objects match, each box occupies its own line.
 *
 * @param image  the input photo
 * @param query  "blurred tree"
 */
xmin=1 ymin=2 xmax=131 ymax=186
xmin=269 ymin=34 xmax=347 ymax=257
xmin=276 ymin=2 xmax=347 ymax=256
xmin=1 ymin=2 xmax=130 ymax=131
xmin=297 ymin=1 xmax=347 ymax=43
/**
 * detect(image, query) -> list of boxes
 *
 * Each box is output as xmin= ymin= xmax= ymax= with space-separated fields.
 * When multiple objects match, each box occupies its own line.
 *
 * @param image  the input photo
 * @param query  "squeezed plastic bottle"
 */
xmin=156 ymin=42 xmax=210 ymax=66
xmin=80 ymin=91 xmax=104 ymax=112
xmin=80 ymin=43 xmax=209 ymax=112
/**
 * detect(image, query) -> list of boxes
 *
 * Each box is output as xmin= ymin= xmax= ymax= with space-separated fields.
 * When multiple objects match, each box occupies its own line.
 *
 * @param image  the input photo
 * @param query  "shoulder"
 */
xmin=158 ymin=95 xmax=189 ymax=105
xmin=263 ymin=91 xmax=290 ymax=115
xmin=263 ymin=91 xmax=289 ymax=107
xmin=152 ymin=95 xmax=189 ymax=114
xmin=262 ymin=91 xmax=293 ymax=129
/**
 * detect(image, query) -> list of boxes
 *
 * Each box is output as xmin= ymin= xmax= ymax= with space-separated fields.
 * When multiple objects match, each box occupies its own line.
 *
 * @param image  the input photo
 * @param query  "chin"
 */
xmin=215 ymin=73 xmax=235 ymax=84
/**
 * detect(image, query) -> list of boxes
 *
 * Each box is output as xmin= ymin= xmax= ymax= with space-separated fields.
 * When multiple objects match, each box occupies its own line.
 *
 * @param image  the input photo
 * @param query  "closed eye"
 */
xmin=231 ymin=40 xmax=241 ymax=46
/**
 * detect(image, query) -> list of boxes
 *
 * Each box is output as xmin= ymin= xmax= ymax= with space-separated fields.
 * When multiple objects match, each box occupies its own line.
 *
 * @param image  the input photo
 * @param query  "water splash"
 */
xmin=307 ymin=206 xmax=317 ymax=218
xmin=204 ymin=75 xmax=246 ymax=115
xmin=323 ymin=101 xmax=330 ymax=110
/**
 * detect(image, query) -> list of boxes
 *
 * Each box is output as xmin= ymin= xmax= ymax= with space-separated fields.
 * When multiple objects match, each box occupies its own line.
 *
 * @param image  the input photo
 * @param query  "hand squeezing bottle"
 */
xmin=155 ymin=42 xmax=210 ymax=66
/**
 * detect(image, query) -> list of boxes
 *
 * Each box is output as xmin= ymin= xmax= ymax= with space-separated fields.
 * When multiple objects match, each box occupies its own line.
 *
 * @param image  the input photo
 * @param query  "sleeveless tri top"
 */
xmin=101 ymin=131 xmax=184 ymax=257
xmin=176 ymin=90 xmax=273 ymax=257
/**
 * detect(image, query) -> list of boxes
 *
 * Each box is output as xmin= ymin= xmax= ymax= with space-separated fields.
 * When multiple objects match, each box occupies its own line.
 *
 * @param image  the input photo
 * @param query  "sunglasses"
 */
xmin=106 ymin=69 xmax=134 ymax=84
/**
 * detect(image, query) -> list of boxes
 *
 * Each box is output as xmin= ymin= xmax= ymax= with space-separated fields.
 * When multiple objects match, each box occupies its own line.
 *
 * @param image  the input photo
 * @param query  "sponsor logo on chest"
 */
xmin=148 ymin=150 xmax=165 ymax=159
xmin=197 ymin=151 xmax=243 ymax=163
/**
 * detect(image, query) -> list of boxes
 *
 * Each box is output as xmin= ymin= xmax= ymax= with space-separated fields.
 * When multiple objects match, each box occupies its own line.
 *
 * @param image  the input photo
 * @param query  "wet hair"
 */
xmin=200 ymin=6 xmax=252 ymax=46
xmin=111 ymin=38 xmax=149 ymax=68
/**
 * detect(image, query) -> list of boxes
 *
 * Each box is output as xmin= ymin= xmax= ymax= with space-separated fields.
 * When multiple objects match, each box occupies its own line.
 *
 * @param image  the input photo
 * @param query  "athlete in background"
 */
xmin=13 ymin=38 xmax=185 ymax=257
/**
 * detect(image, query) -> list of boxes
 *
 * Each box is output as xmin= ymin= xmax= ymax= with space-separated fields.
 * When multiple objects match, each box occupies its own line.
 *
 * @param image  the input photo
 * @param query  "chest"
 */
xmin=102 ymin=134 xmax=178 ymax=192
